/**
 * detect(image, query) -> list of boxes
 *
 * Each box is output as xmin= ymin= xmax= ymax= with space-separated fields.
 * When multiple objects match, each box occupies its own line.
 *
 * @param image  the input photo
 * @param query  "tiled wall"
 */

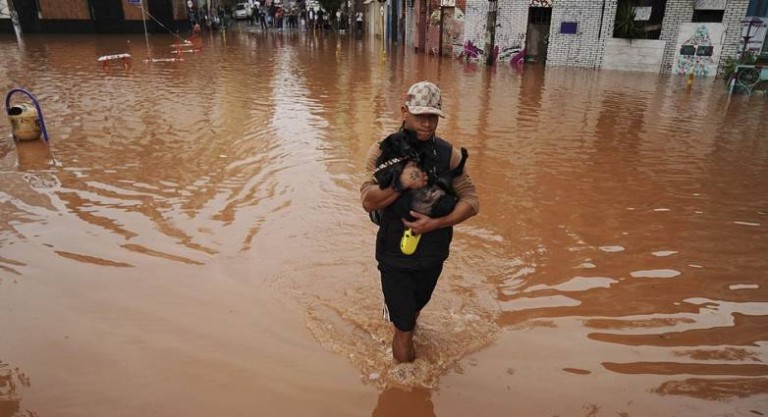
xmin=546 ymin=0 xmax=617 ymax=69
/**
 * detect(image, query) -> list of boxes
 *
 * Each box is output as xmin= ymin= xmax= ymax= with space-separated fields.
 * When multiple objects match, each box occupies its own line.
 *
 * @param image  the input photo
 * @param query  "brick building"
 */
xmin=403 ymin=0 xmax=752 ymax=75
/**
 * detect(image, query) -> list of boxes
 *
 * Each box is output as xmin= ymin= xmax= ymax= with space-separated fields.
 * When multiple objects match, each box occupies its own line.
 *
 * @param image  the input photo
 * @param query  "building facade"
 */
xmin=400 ymin=0 xmax=753 ymax=75
xmin=0 ymin=0 xmax=192 ymax=34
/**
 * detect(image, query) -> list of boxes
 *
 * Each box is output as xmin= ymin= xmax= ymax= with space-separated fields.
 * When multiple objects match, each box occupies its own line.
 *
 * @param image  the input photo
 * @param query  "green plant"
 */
xmin=614 ymin=1 xmax=642 ymax=39
xmin=722 ymin=56 xmax=737 ymax=83
xmin=721 ymin=53 xmax=759 ymax=85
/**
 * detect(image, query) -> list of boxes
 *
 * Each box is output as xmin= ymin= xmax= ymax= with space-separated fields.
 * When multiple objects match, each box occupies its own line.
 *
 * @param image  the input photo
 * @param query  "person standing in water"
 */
xmin=360 ymin=81 xmax=479 ymax=363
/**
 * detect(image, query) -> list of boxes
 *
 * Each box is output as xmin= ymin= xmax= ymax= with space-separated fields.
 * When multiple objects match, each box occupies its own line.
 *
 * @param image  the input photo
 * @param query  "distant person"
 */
xmin=360 ymin=81 xmax=479 ymax=363
xmin=249 ymin=5 xmax=257 ymax=26
xmin=356 ymin=11 xmax=363 ymax=34
xmin=259 ymin=6 xmax=268 ymax=30
xmin=187 ymin=0 xmax=198 ymax=31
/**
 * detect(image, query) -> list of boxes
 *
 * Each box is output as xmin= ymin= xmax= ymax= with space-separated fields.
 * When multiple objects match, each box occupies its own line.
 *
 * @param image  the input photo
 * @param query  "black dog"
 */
xmin=370 ymin=130 xmax=467 ymax=224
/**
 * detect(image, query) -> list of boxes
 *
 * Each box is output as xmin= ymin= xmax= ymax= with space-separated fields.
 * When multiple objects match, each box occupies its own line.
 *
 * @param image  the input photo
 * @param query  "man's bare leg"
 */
xmin=392 ymin=328 xmax=415 ymax=363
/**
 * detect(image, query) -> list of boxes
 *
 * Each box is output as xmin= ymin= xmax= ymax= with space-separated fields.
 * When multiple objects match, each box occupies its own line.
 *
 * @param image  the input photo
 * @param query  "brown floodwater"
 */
xmin=1 ymin=28 xmax=767 ymax=417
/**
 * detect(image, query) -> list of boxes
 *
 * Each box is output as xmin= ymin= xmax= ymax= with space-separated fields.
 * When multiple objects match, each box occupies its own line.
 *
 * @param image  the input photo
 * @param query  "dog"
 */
xmin=370 ymin=130 xmax=468 ymax=223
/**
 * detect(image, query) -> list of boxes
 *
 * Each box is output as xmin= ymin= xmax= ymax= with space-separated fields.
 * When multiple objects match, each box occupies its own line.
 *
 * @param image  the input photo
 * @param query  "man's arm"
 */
xmin=360 ymin=142 xmax=427 ymax=213
xmin=402 ymin=146 xmax=479 ymax=234
xmin=361 ymin=183 xmax=400 ymax=213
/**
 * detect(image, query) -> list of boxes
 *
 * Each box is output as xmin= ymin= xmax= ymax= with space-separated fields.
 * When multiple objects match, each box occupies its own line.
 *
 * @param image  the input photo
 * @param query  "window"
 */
xmin=529 ymin=8 xmax=551 ymax=25
xmin=680 ymin=45 xmax=696 ymax=55
xmin=692 ymin=10 xmax=724 ymax=22
xmin=613 ymin=0 xmax=666 ymax=39
xmin=560 ymin=22 xmax=577 ymax=34
xmin=696 ymin=45 xmax=713 ymax=56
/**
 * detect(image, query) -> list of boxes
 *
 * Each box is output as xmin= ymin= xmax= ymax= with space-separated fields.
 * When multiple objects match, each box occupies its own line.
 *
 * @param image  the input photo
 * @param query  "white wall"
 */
xmin=602 ymin=38 xmax=666 ymax=73
xmin=546 ymin=0 xmax=617 ymax=69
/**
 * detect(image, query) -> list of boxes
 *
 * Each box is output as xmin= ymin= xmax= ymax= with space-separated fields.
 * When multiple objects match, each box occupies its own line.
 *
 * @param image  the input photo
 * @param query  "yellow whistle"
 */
xmin=400 ymin=228 xmax=421 ymax=255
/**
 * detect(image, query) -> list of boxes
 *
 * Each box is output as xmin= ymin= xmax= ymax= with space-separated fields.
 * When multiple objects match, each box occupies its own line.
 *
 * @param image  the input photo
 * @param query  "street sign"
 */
xmin=126 ymin=0 xmax=141 ymax=4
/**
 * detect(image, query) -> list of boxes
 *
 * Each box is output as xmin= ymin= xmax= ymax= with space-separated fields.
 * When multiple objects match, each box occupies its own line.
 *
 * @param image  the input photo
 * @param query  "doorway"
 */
xmin=13 ymin=0 xmax=40 ymax=33
xmin=148 ymin=0 xmax=175 ymax=33
xmin=525 ymin=7 xmax=551 ymax=63
xmin=88 ymin=0 xmax=125 ymax=33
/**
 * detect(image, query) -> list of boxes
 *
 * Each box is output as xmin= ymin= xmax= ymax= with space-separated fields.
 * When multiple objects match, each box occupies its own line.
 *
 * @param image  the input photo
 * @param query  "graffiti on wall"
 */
xmin=494 ymin=29 xmax=526 ymax=65
xmin=459 ymin=0 xmax=525 ymax=64
xmin=673 ymin=23 xmax=725 ymax=77
xmin=426 ymin=6 xmax=466 ymax=56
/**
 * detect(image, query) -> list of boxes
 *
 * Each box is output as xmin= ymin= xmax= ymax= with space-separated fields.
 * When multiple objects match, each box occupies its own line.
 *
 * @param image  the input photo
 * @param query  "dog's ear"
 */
xmin=378 ymin=133 xmax=407 ymax=160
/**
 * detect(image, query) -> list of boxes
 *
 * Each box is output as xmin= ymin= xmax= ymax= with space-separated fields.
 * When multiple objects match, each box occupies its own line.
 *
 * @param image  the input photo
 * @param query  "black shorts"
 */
xmin=379 ymin=263 xmax=443 ymax=332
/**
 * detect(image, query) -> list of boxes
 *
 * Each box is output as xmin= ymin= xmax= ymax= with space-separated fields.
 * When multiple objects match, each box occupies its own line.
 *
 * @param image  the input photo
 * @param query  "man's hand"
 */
xmin=402 ymin=211 xmax=441 ymax=235
xmin=399 ymin=162 xmax=428 ymax=190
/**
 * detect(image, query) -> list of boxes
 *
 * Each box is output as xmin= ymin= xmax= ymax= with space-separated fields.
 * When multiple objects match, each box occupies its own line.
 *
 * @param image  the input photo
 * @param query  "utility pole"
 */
xmin=438 ymin=4 xmax=444 ymax=56
xmin=7 ymin=0 xmax=21 ymax=38
xmin=140 ymin=0 xmax=151 ymax=58
xmin=484 ymin=0 xmax=497 ymax=66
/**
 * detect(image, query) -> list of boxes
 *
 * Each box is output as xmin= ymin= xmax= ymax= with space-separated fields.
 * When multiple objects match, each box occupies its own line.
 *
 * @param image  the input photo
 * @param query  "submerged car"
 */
xmin=233 ymin=3 xmax=251 ymax=19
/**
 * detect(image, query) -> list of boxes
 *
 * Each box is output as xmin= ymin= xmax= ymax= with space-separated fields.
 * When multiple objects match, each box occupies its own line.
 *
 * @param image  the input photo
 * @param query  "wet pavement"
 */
xmin=1 ymin=27 xmax=767 ymax=417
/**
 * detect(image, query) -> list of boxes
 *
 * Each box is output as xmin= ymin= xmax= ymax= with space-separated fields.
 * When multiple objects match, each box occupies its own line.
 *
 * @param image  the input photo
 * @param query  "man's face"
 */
xmin=402 ymin=107 xmax=439 ymax=141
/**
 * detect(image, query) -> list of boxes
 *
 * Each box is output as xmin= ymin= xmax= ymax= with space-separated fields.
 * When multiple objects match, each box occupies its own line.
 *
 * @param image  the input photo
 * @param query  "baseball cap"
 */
xmin=404 ymin=81 xmax=445 ymax=118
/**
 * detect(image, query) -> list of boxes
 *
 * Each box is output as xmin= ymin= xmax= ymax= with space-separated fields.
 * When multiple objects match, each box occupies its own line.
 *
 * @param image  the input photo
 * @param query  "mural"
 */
xmin=673 ymin=23 xmax=725 ymax=77
xmin=0 ymin=0 xmax=10 ymax=19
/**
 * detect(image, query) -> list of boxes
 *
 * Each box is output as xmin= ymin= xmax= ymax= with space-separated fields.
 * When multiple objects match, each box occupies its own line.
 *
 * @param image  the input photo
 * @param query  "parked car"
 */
xmin=233 ymin=3 xmax=251 ymax=20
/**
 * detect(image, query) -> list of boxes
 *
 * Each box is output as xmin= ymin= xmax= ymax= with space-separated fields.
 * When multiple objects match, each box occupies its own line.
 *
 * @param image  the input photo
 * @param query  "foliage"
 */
xmin=721 ymin=53 xmax=758 ymax=84
xmin=614 ymin=1 xmax=643 ymax=39
xmin=721 ymin=57 xmax=737 ymax=84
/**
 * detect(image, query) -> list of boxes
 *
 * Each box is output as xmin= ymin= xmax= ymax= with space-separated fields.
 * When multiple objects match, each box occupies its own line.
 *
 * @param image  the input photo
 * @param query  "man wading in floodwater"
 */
xmin=360 ymin=81 xmax=479 ymax=363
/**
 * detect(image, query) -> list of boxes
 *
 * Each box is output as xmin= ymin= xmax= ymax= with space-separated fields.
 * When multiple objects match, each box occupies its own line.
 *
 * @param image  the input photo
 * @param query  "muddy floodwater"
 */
xmin=1 ymin=29 xmax=767 ymax=417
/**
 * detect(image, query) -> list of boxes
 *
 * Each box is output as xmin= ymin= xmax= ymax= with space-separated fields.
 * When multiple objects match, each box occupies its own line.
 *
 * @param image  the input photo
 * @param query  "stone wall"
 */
xmin=546 ymin=0 xmax=617 ymax=69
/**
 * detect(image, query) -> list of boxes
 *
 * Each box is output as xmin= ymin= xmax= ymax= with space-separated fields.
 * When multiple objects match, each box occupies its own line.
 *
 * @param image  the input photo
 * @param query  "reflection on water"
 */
xmin=1 ymin=29 xmax=767 ymax=416
xmin=0 ymin=361 xmax=33 ymax=417
xmin=372 ymin=387 xmax=435 ymax=417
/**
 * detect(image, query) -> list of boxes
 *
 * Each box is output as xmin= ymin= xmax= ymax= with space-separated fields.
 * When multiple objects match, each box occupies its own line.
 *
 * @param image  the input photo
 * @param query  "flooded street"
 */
xmin=1 ymin=29 xmax=767 ymax=417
